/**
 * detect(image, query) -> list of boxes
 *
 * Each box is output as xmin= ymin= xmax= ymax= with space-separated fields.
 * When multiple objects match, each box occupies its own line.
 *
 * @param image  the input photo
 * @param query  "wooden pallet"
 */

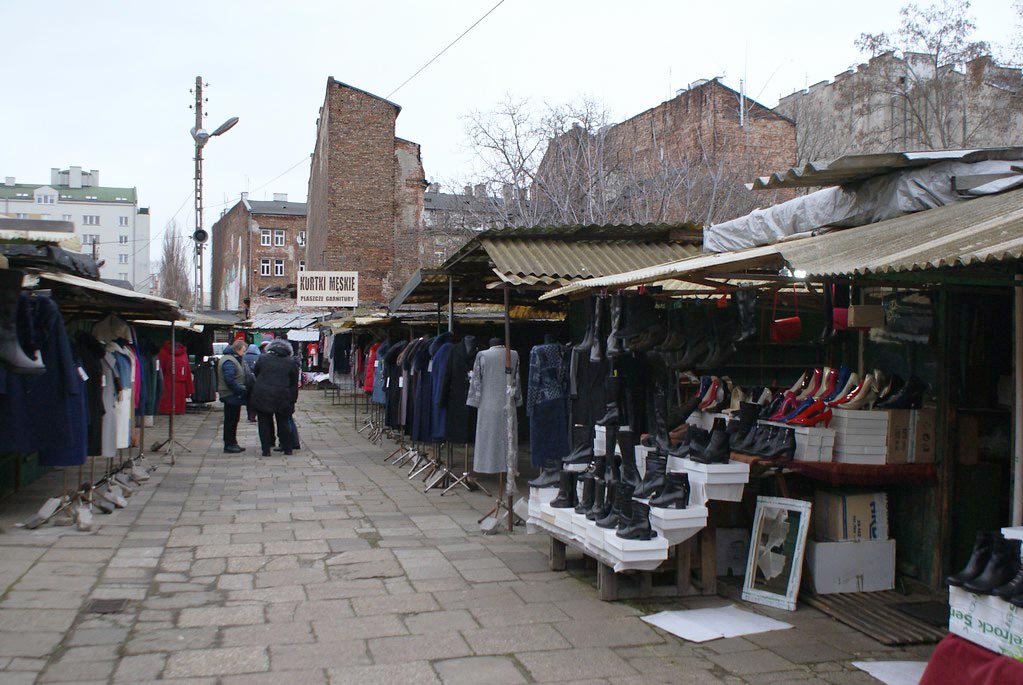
xmin=803 ymin=590 xmax=948 ymax=646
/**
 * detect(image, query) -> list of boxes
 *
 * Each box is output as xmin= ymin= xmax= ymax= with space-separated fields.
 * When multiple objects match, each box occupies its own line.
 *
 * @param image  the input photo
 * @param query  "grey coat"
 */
xmin=466 ymin=345 xmax=522 ymax=474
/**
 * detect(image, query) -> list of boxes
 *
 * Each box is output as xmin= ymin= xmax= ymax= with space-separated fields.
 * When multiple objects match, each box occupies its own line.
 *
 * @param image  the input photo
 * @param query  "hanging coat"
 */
xmin=157 ymin=341 xmax=194 ymax=415
xmin=430 ymin=341 xmax=454 ymax=441
xmin=100 ymin=352 xmax=119 ymax=457
xmin=527 ymin=343 xmax=571 ymax=468
xmin=439 ymin=335 xmax=478 ymax=444
xmin=411 ymin=336 xmax=439 ymax=443
xmin=75 ymin=333 xmax=106 ymax=457
xmin=382 ymin=340 xmax=407 ymax=428
xmin=362 ymin=342 xmax=381 ymax=393
xmin=370 ymin=340 xmax=391 ymax=405
xmin=108 ymin=342 xmax=133 ymax=449
xmin=467 ymin=345 xmax=522 ymax=474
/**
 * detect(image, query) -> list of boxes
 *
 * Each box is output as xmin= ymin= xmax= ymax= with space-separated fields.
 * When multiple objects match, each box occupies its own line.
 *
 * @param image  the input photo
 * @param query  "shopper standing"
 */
xmin=250 ymin=339 xmax=299 ymax=457
xmin=217 ymin=339 xmax=249 ymax=453
xmin=243 ymin=343 xmax=261 ymax=423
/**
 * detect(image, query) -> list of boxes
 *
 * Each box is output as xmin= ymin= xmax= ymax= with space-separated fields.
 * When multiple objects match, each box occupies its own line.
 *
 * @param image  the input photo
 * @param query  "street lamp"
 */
xmin=190 ymin=75 xmax=238 ymax=311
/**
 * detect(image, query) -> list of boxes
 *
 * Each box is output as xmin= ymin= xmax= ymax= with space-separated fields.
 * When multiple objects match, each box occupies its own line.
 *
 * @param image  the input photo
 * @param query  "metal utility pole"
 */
xmin=189 ymin=76 xmax=238 ymax=312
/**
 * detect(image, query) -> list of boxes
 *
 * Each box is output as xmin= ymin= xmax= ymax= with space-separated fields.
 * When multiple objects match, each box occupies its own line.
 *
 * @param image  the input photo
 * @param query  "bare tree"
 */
xmin=155 ymin=221 xmax=193 ymax=308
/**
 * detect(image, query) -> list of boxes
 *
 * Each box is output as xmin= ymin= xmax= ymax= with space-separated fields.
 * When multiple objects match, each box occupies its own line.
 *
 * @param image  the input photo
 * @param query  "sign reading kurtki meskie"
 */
xmin=297 ymin=271 xmax=359 ymax=307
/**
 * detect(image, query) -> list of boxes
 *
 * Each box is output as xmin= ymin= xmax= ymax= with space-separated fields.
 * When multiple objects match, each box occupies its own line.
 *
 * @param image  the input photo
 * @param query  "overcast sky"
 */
xmin=1 ymin=0 xmax=1018 ymax=271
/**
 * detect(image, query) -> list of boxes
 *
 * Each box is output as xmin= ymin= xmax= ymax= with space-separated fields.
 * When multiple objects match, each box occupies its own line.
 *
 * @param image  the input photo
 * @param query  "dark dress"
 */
xmin=527 ymin=343 xmax=571 ymax=468
xmin=440 ymin=335 xmax=478 ymax=445
xmin=75 ymin=333 xmax=107 ymax=456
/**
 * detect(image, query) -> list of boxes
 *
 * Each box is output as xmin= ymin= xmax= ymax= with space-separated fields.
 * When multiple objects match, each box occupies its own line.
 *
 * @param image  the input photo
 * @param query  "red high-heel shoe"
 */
xmin=768 ymin=392 xmax=797 ymax=421
xmin=813 ymin=367 xmax=836 ymax=399
xmin=698 ymin=377 xmax=721 ymax=411
xmin=788 ymin=399 xmax=833 ymax=427
xmin=796 ymin=369 xmax=822 ymax=400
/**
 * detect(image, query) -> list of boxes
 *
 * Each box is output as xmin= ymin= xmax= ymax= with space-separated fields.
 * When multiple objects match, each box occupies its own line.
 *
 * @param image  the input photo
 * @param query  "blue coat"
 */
xmin=430 ymin=341 xmax=454 ymax=441
xmin=243 ymin=344 xmax=260 ymax=371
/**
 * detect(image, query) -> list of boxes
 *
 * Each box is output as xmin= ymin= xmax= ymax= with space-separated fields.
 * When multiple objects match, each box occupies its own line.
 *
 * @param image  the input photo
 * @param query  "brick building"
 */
xmin=535 ymin=78 xmax=796 ymax=226
xmin=305 ymin=78 xmax=427 ymax=307
xmin=210 ymin=193 xmax=307 ymax=314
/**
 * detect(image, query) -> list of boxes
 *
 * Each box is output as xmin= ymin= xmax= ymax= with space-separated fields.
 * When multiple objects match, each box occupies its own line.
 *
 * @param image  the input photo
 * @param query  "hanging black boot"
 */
xmin=654 ymin=308 xmax=686 ymax=352
xmin=677 ymin=303 xmax=710 ymax=369
xmin=549 ymin=471 xmax=578 ymax=509
xmin=0 ymin=272 xmax=44 ymax=374
xmin=573 ymin=298 xmax=595 ymax=354
xmin=633 ymin=454 xmax=667 ymax=499
xmin=817 ymin=280 xmax=836 ymax=344
xmin=590 ymin=296 xmax=606 ymax=363
xmin=595 ymin=481 xmax=628 ymax=529
xmin=964 ymin=538 xmax=1021 ymax=594
xmin=562 ymin=424 xmax=595 ymax=467
xmin=606 ymin=294 xmax=625 ymax=357
xmin=586 ymin=479 xmax=607 ymax=520
xmin=689 ymin=417 xmax=730 ymax=464
xmin=732 ymin=289 xmax=758 ymax=343
xmin=617 ymin=500 xmax=657 ymax=540
xmin=595 ymin=376 xmax=621 ymax=427
xmin=574 ymin=477 xmax=595 ymax=514
xmin=650 ymin=472 xmax=690 ymax=509
xmin=617 ymin=430 xmax=641 ymax=488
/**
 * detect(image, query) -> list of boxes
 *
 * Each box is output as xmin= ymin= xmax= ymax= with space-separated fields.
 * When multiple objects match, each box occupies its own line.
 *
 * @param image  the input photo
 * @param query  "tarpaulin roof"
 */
xmin=749 ymin=147 xmax=1023 ymax=190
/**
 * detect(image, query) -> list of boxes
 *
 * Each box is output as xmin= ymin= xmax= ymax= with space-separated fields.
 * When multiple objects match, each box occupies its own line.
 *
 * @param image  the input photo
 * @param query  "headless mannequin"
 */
xmin=544 ymin=333 xmax=557 ymax=344
xmin=489 ymin=337 xmax=502 ymax=348
xmin=463 ymin=335 xmax=476 ymax=353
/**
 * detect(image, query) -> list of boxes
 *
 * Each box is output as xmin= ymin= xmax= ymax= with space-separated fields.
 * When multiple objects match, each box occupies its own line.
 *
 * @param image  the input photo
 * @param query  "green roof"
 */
xmin=0 ymin=183 xmax=136 ymax=203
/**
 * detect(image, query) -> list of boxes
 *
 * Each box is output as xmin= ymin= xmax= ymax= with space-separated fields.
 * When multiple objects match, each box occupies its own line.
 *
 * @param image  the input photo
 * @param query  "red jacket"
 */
xmin=157 ymin=342 xmax=194 ymax=415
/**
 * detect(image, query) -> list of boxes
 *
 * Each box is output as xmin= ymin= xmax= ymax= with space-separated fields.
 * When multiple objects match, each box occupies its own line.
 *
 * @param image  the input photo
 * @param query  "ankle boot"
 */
xmin=606 ymin=294 xmax=624 ymax=357
xmin=0 ymin=275 xmax=45 ymax=375
xmin=993 ymin=564 xmax=1023 ymax=599
xmin=761 ymin=427 xmax=796 ymax=460
xmin=689 ymin=418 xmax=730 ymax=464
xmin=527 ymin=462 xmax=562 ymax=488
xmin=733 ymin=424 xmax=762 ymax=454
xmin=586 ymin=479 xmax=607 ymax=520
xmin=581 ymin=454 xmax=606 ymax=482
xmin=590 ymin=296 xmax=605 ymax=363
xmin=595 ymin=376 xmax=621 ymax=427
xmin=748 ymin=426 xmax=779 ymax=457
xmin=876 ymin=375 xmax=927 ymax=410
xmin=729 ymin=401 xmax=759 ymax=448
xmin=616 ymin=483 xmax=636 ymax=532
xmin=616 ymin=501 xmax=657 ymax=540
xmin=574 ymin=477 xmax=595 ymax=514
xmin=549 ymin=471 xmax=578 ymax=509
xmin=650 ymin=472 xmax=690 ymax=509
xmin=595 ymin=482 xmax=627 ymax=529
xmin=964 ymin=539 xmax=1021 ymax=594
xmin=633 ymin=454 xmax=667 ymax=499
xmin=562 ymin=425 xmax=595 ymax=466
xmin=617 ymin=430 xmax=641 ymax=488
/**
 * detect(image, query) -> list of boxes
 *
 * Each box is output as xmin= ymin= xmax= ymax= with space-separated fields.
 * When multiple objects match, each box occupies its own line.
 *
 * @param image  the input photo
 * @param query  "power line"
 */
xmin=386 ymin=0 xmax=507 ymax=99
xmin=205 ymin=154 xmax=312 ymax=212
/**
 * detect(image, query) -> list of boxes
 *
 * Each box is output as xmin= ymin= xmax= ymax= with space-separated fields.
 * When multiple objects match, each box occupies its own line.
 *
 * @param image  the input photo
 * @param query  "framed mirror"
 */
xmin=742 ymin=496 xmax=812 ymax=611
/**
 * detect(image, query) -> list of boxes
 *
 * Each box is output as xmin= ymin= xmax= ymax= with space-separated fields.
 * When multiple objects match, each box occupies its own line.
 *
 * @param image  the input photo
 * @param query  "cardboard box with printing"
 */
xmin=814 ymin=491 xmax=889 ymax=541
xmin=831 ymin=408 xmax=935 ymax=465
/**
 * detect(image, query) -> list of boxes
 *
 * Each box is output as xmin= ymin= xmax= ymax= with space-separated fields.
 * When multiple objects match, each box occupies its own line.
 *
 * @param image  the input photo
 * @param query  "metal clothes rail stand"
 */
xmin=151 ymin=321 xmax=190 ymax=465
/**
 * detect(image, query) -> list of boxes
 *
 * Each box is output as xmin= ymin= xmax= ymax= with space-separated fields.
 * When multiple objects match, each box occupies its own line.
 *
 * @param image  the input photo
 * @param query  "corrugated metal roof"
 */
xmin=778 ymin=186 xmax=1023 ymax=276
xmin=750 ymin=147 xmax=1023 ymax=190
xmin=245 ymin=199 xmax=307 ymax=216
xmin=539 ymin=246 xmax=780 ymax=299
xmin=245 ymin=310 xmax=329 ymax=330
xmin=483 ymin=237 xmax=701 ymax=281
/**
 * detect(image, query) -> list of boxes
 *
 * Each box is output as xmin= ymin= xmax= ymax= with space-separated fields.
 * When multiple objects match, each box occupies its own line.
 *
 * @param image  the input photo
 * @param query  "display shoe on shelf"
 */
xmin=786 ymin=371 xmax=809 ymax=396
xmin=760 ymin=393 xmax=785 ymax=420
xmin=615 ymin=483 xmax=636 ymax=533
xmin=722 ymin=386 xmax=747 ymax=415
xmin=580 ymin=454 xmax=606 ymax=484
xmin=595 ymin=482 xmax=627 ymax=529
xmin=729 ymin=402 xmax=760 ymax=448
xmin=828 ymin=374 xmax=870 ymax=407
xmin=593 ymin=480 xmax=617 ymax=522
xmin=0 ymin=272 xmax=46 ymax=374
xmin=822 ymin=367 xmax=852 ymax=403
xmin=812 ymin=367 xmax=836 ymax=399
xmin=689 ymin=418 xmax=730 ymax=464
xmin=963 ymin=538 xmax=1022 ymax=594
xmin=733 ymin=424 xmax=763 ymax=454
xmin=595 ymin=376 xmax=621 ymax=427
xmin=993 ymin=564 xmax=1023 ymax=599
xmin=549 ymin=471 xmax=578 ymax=509
xmin=768 ymin=393 xmax=798 ymax=421
xmin=697 ymin=377 xmax=722 ymax=412
xmin=686 ymin=426 xmax=711 ymax=455
xmin=633 ymin=454 xmax=667 ymax=499
xmin=876 ymin=375 xmax=928 ymax=410
xmin=828 ymin=370 xmax=859 ymax=404
xmin=755 ymin=387 xmax=774 ymax=407
xmin=561 ymin=425 xmax=595 ymax=467
xmin=787 ymin=399 xmax=833 ymax=428
xmin=709 ymin=379 xmax=734 ymax=413
xmin=875 ymin=373 xmax=905 ymax=405
xmin=760 ymin=427 xmax=797 ymax=460
xmin=834 ymin=374 xmax=878 ymax=410
xmin=616 ymin=501 xmax=658 ymax=540
xmin=527 ymin=459 xmax=562 ymax=488
xmin=947 ymin=531 xmax=999 ymax=586
xmin=796 ymin=368 xmax=823 ymax=400
xmin=778 ymin=397 xmax=814 ymax=423
xmin=617 ymin=430 xmax=642 ymax=488
xmin=748 ymin=426 xmax=779 ymax=457
xmin=649 ymin=472 xmax=690 ymax=509
xmin=574 ymin=477 xmax=596 ymax=514
xmin=586 ymin=479 xmax=607 ymax=520
xmin=606 ymin=294 xmax=625 ymax=358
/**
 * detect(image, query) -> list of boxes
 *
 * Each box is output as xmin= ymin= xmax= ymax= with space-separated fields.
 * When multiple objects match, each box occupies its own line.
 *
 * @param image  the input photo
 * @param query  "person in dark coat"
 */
xmin=250 ymin=339 xmax=299 ymax=456
xmin=243 ymin=343 xmax=261 ymax=422
xmin=217 ymin=339 xmax=249 ymax=453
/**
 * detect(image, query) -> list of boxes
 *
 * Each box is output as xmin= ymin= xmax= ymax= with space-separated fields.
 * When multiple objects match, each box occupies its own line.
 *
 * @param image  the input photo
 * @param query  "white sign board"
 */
xmin=297 ymin=271 xmax=359 ymax=308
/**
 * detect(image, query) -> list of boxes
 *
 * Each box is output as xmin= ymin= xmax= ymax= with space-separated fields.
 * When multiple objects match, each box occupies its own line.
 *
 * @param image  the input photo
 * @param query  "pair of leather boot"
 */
xmin=649 ymin=472 xmax=690 ymax=509
xmin=616 ymin=500 xmax=657 ymax=540
xmin=733 ymin=424 xmax=796 ymax=460
xmin=633 ymin=453 xmax=666 ymax=499
xmin=596 ymin=482 xmax=633 ymax=529
xmin=948 ymin=531 xmax=1023 ymax=601
xmin=688 ymin=417 xmax=730 ymax=464
xmin=549 ymin=471 xmax=578 ymax=509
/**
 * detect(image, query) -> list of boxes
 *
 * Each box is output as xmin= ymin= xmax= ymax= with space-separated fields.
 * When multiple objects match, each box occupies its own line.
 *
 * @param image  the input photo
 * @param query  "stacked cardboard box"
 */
xmin=807 ymin=491 xmax=895 ymax=594
xmin=831 ymin=408 xmax=935 ymax=465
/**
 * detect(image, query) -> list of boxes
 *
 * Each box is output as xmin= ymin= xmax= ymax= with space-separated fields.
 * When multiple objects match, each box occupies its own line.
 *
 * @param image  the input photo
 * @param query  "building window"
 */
xmin=260 ymin=229 xmax=271 ymax=246
xmin=260 ymin=258 xmax=271 ymax=276
xmin=82 ymin=215 xmax=100 ymax=225
xmin=15 ymin=213 xmax=27 ymax=219
xmin=119 ymin=235 xmax=128 ymax=244
xmin=273 ymin=229 xmax=285 ymax=246
xmin=118 ymin=216 xmax=129 ymax=227
xmin=118 ymin=254 xmax=129 ymax=264
xmin=298 ymin=260 xmax=306 ymax=272
xmin=274 ymin=259 xmax=285 ymax=277
xmin=36 ymin=194 xmax=54 ymax=204
xmin=61 ymin=214 xmax=71 ymax=221
xmin=82 ymin=234 xmax=100 ymax=244
xmin=118 ymin=272 xmax=128 ymax=281
xmin=297 ymin=231 xmax=306 ymax=246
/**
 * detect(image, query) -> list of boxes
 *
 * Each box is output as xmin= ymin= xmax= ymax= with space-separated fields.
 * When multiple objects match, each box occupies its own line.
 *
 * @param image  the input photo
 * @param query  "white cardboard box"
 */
xmin=806 ymin=539 xmax=895 ymax=594
xmin=949 ymin=586 xmax=1023 ymax=658
xmin=682 ymin=458 xmax=750 ymax=502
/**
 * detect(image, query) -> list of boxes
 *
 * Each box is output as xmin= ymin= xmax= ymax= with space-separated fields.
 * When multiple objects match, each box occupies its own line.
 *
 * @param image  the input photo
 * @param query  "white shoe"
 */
xmin=75 ymin=504 xmax=94 ymax=531
xmin=24 ymin=496 xmax=63 ymax=529
xmin=102 ymin=485 xmax=127 ymax=508
xmin=131 ymin=464 xmax=150 ymax=482
xmin=113 ymin=473 xmax=136 ymax=495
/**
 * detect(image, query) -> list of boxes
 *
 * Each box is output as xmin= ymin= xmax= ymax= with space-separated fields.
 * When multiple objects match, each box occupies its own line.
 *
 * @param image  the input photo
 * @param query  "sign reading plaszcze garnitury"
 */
xmin=297 ymin=271 xmax=359 ymax=307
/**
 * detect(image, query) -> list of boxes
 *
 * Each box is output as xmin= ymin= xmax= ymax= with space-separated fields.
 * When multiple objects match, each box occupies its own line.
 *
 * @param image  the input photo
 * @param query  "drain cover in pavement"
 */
xmin=85 ymin=598 xmax=130 ymax=614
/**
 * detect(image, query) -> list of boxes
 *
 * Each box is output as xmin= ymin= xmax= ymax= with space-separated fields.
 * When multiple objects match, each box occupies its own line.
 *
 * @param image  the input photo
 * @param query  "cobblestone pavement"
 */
xmin=0 ymin=390 xmax=935 ymax=684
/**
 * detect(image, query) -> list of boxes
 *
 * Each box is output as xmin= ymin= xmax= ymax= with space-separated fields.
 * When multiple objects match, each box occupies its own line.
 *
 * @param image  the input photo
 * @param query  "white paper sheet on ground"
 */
xmin=642 ymin=604 xmax=793 ymax=643
xmin=852 ymin=661 xmax=927 ymax=685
